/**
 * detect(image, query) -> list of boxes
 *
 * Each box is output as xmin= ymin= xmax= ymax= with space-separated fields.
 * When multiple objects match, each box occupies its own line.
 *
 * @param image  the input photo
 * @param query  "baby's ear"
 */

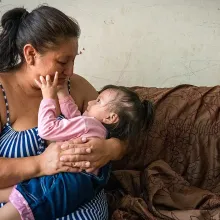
xmin=103 ymin=112 xmax=119 ymax=124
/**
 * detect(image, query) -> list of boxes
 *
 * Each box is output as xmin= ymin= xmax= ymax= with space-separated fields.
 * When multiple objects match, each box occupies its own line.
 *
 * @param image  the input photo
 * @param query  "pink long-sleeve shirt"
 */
xmin=38 ymin=95 xmax=107 ymax=141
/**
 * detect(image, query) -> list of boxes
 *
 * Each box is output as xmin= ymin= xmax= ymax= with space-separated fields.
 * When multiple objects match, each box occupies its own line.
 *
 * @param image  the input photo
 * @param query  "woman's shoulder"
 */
xmin=69 ymin=74 xmax=98 ymax=112
xmin=70 ymin=74 xmax=97 ymax=93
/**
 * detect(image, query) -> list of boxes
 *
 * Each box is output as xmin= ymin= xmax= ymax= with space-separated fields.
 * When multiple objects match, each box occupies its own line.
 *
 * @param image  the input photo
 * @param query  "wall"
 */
xmin=1 ymin=0 xmax=220 ymax=89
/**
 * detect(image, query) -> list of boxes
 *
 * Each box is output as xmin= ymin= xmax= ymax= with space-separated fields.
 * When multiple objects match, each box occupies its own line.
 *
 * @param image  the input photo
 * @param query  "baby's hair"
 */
xmin=100 ymin=85 xmax=154 ymax=142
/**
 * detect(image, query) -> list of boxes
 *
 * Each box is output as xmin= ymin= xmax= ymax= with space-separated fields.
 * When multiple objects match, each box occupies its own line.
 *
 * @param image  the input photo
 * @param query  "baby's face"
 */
xmin=84 ymin=89 xmax=117 ymax=122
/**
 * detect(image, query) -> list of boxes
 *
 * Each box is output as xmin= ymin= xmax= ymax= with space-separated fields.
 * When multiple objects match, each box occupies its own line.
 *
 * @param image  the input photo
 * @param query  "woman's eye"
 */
xmin=58 ymin=61 xmax=67 ymax=65
xmin=97 ymin=99 xmax=100 ymax=103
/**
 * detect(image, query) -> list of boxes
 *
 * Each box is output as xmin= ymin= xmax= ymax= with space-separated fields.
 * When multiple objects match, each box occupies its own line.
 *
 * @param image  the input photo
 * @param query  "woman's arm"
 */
xmin=0 ymin=156 xmax=40 ymax=188
xmin=0 ymin=142 xmax=85 ymax=189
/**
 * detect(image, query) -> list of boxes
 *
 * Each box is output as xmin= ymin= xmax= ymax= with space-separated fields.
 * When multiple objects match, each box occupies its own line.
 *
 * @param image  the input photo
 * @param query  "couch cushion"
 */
xmin=107 ymin=85 xmax=220 ymax=219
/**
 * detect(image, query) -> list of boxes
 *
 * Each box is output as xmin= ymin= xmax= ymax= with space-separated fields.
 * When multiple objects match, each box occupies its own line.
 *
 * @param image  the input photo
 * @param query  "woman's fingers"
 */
xmin=61 ymin=145 xmax=91 ymax=155
xmin=57 ymin=166 xmax=81 ymax=173
xmin=85 ymin=167 xmax=96 ymax=173
xmin=62 ymin=161 xmax=90 ymax=168
xmin=60 ymin=154 xmax=91 ymax=162
xmin=71 ymin=137 xmax=87 ymax=144
xmin=61 ymin=137 xmax=87 ymax=149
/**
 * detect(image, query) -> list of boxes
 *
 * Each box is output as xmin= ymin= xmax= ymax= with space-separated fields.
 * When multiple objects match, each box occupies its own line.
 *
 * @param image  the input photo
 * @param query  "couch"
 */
xmin=106 ymin=84 xmax=220 ymax=220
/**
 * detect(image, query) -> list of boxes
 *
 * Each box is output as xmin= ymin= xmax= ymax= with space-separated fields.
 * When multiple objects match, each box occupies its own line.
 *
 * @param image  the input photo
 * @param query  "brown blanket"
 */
xmin=106 ymin=85 xmax=220 ymax=220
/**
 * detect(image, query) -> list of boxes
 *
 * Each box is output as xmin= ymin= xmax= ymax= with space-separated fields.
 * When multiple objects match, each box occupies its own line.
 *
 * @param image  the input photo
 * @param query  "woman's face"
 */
xmin=32 ymin=37 xmax=78 ymax=85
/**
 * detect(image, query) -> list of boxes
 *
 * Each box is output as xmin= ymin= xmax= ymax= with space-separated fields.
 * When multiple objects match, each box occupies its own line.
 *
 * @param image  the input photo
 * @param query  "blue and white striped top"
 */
xmin=0 ymin=83 xmax=108 ymax=220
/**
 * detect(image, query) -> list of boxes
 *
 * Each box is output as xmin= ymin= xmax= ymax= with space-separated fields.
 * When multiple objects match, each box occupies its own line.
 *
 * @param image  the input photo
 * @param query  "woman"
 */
xmin=0 ymin=5 xmax=126 ymax=220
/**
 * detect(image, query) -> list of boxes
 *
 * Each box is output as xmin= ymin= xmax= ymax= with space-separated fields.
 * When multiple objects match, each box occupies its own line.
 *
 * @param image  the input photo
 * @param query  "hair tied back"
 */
xmin=141 ymin=99 xmax=154 ymax=131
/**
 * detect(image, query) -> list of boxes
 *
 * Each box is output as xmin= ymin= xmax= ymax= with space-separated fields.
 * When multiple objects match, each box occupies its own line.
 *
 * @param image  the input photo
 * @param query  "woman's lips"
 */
xmin=58 ymin=78 xmax=67 ymax=82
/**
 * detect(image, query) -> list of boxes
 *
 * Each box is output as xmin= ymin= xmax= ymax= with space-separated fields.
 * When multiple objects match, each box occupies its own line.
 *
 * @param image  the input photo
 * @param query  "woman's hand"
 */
xmin=60 ymin=137 xmax=126 ymax=172
xmin=36 ymin=142 xmax=86 ymax=176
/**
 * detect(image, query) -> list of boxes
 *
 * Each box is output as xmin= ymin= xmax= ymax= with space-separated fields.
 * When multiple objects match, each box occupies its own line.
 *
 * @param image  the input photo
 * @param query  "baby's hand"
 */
xmin=35 ymin=72 xmax=58 ymax=99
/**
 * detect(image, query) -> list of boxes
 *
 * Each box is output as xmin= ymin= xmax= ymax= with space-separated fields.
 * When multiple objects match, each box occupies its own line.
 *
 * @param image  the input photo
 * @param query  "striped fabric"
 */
xmin=0 ymin=83 xmax=108 ymax=220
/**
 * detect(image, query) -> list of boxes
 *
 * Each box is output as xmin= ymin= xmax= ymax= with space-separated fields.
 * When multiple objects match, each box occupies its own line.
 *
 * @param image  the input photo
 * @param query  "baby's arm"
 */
xmin=57 ymin=80 xmax=81 ymax=119
xmin=38 ymin=99 xmax=87 ymax=141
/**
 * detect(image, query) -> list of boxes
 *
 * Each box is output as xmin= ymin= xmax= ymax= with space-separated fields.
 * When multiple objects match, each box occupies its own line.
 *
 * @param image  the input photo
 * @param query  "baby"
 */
xmin=0 ymin=72 xmax=154 ymax=220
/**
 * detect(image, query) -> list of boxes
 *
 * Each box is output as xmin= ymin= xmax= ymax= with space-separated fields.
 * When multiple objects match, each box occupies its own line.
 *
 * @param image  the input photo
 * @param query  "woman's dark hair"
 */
xmin=0 ymin=5 xmax=80 ymax=72
xmin=100 ymin=85 xmax=154 ymax=143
